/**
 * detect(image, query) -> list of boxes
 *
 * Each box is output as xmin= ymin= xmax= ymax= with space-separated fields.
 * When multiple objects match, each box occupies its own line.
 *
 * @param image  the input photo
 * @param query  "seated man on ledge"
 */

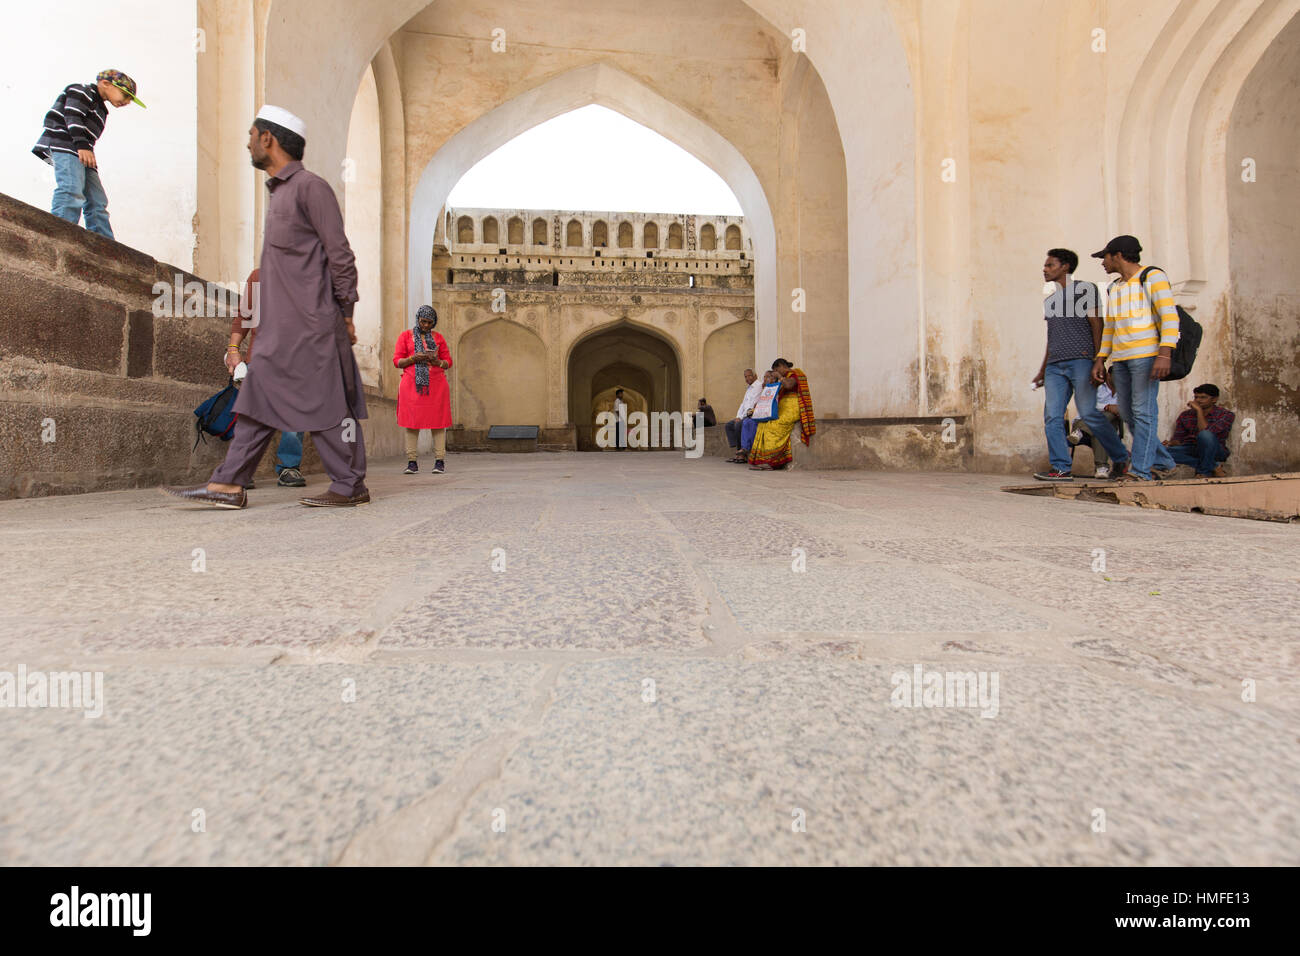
xmin=726 ymin=368 xmax=763 ymax=463
xmin=1161 ymin=383 xmax=1234 ymax=478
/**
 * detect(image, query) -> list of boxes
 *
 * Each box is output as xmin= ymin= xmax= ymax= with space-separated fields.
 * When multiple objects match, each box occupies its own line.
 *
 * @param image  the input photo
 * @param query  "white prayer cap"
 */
xmin=255 ymin=105 xmax=307 ymax=139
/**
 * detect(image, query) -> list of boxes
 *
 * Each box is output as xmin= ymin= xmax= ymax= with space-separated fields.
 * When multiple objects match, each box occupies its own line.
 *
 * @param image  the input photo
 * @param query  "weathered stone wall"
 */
xmin=1226 ymin=11 xmax=1300 ymax=474
xmin=0 ymin=193 xmax=405 ymax=498
xmin=695 ymin=418 xmax=975 ymax=471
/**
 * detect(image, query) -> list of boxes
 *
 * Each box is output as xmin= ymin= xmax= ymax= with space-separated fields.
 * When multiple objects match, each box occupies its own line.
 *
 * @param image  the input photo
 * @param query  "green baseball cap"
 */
xmin=97 ymin=69 xmax=146 ymax=108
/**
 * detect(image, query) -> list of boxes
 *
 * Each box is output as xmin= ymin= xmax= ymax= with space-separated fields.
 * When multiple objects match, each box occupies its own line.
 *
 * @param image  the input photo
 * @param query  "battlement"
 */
xmin=442 ymin=207 xmax=751 ymax=259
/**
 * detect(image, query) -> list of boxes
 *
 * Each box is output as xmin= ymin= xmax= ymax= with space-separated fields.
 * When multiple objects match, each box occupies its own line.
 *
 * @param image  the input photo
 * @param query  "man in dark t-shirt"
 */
xmin=697 ymin=398 xmax=717 ymax=428
xmin=1032 ymin=248 xmax=1130 ymax=482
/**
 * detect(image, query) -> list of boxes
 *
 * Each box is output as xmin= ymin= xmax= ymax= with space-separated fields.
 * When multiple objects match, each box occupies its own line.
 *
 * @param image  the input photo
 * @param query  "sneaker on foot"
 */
xmin=277 ymin=467 xmax=306 ymax=487
xmin=403 ymin=461 xmax=418 ymax=475
xmin=1068 ymin=428 xmax=1084 ymax=444
xmin=432 ymin=459 xmax=445 ymax=474
xmin=1094 ymin=464 xmax=1110 ymax=480
xmin=1033 ymin=470 xmax=1074 ymax=482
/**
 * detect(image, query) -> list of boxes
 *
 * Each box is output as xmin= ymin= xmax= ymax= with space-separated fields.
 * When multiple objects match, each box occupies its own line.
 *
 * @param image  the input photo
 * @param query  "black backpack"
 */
xmin=1139 ymin=266 xmax=1201 ymax=381
xmin=192 ymin=378 xmax=240 ymax=450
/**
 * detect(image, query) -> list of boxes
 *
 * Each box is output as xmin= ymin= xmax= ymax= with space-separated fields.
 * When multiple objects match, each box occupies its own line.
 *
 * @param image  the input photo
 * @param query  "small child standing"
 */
xmin=32 ymin=69 xmax=146 ymax=239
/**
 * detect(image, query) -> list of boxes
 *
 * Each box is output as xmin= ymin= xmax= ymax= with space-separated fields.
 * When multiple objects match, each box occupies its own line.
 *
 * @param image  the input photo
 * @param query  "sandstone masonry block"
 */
xmin=0 ymin=225 xmax=57 ymax=271
xmin=0 ymin=271 xmax=124 ymax=374
xmin=152 ymin=315 xmax=230 ymax=388
xmin=62 ymin=249 xmax=158 ymax=302
xmin=127 ymin=311 xmax=154 ymax=379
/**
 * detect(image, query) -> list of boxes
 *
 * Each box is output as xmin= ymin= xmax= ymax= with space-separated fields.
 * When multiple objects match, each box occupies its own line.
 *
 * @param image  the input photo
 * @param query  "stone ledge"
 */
xmin=449 ymin=425 xmax=576 ymax=451
xmin=0 ymin=191 xmax=242 ymax=320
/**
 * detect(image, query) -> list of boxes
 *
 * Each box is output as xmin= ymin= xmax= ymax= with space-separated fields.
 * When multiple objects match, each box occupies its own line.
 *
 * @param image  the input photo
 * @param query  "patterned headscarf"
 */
xmin=413 ymin=306 xmax=439 ymax=395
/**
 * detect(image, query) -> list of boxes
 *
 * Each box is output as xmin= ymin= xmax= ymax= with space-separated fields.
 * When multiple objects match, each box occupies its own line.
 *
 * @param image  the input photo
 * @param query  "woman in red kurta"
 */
xmin=393 ymin=305 xmax=453 ymax=474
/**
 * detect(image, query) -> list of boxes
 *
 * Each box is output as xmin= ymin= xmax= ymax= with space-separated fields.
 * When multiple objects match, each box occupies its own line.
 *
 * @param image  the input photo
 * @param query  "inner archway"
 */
xmin=568 ymin=324 xmax=681 ymax=450
xmin=409 ymin=61 xmax=777 ymax=378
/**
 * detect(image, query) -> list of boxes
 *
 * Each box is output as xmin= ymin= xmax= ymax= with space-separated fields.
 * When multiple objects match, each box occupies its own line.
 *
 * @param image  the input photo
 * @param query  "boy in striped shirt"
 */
xmin=1089 ymin=235 xmax=1180 ymax=481
xmin=32 ymin=70 xmax=146 ymax=239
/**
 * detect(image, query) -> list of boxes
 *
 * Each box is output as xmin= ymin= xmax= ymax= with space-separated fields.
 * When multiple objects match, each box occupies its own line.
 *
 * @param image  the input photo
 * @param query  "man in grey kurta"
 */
xmin=163 ymin=105 xmax=368 ymax=509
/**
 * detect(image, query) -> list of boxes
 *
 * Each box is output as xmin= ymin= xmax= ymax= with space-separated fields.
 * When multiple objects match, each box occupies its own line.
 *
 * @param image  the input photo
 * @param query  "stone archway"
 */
xmin=406 ymin=61 xmax=779 ymax=370
xmin=568 ymin=324 xmax=682 ymax=450
xmin=262 ymin=0 xmax=917 ymax=419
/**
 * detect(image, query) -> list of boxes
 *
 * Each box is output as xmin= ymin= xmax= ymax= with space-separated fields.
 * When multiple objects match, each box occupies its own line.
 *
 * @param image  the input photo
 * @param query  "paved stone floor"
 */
xmin=1 ymin=453 xmax=1297 ymax=866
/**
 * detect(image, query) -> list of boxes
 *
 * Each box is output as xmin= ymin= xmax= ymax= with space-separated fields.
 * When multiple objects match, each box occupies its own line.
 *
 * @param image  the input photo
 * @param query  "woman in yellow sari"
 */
xmin=749 ymin=359 xmax=815 ymax=469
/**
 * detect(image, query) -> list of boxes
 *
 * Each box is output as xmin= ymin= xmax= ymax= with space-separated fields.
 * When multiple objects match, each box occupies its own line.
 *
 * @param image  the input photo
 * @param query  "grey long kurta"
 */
xmin=234 ymin=160 xmax=367 ymax=432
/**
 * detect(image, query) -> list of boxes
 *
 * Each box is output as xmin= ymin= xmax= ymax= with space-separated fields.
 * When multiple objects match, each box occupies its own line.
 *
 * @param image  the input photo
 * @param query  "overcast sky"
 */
xmin=447 ymin=105 xmax=743 ymax=216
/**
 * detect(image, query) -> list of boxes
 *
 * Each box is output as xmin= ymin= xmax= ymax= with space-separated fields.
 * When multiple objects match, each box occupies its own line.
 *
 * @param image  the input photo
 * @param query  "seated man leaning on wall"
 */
xmin=1160 ymin=383 xmax=1235 ymax=478
xmin=726 ymin=368 xmax=763 ymax=463
xmin=697 ymin=398 xmax=717 ymax=428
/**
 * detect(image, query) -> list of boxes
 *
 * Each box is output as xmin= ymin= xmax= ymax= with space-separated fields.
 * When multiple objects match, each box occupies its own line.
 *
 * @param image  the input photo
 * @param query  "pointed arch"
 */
xmin=407 ymin=62 xmax=779 ymax=362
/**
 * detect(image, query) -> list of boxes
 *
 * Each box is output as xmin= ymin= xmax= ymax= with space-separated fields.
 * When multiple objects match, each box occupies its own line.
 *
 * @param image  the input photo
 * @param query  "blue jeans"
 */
xmin=1167 ymin=430 xmax=1230 ymax=475
xmin=275 ymin=432 xmax=303 ymax=473
xmin=1152 ymin=439 xmax=1177 ymax=472
xmin=1109 ymin=356 xmax=1163 ymax=480
xmin=1043 ymin=359 xmax=1128 ymax=473
xmin=740 ymin=417 xmax=758 ymax=451
xmin=51 ymin=151 xmax=113 ymax=238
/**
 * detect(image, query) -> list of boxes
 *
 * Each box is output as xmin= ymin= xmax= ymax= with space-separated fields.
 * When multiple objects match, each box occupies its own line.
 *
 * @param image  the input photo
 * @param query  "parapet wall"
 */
xmin=0 ymin=192 xmax=404 ymax=499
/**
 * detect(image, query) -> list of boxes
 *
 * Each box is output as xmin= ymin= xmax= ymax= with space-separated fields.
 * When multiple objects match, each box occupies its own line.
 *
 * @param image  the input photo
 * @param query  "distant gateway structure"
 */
xmin=430 ymin=207 xmax=755 ymax=450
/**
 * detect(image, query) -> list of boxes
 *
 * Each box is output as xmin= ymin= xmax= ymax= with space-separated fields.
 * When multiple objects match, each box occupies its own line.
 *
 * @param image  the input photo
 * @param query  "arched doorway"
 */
xmin=568 ymin=324 xmax=681 ymax=450
xmin=407 ymin=61 xmax=780 ymax=378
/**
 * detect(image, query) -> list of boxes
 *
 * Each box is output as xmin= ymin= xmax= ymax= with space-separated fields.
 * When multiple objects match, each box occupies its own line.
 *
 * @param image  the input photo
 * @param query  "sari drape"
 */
xmin=748 ymin=368 xmax=815 ymax=467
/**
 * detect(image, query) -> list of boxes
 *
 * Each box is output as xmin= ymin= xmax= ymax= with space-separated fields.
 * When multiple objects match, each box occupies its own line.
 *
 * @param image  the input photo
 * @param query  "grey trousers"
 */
xmin=210 ymin=414 xmax=367 ymax=497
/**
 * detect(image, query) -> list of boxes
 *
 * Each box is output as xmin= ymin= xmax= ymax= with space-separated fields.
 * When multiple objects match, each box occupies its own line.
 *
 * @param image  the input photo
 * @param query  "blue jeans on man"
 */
xmin=1044 ymin=358 xmax=1128 ymax=473
xmin=1151 ymin=435 xmax=1177 ymax=472
xmin=1167 ymin=430 xmax=1230 ymax=476
xmin=275 ymin=432 xmax=303 ymax=474
xmin=1109 ymin=356 xmax=1163 ymax=480
xmin=740 ymin=416 xmax=758 ymax=453
xmin=51 ymin=151 xmax=114 ymax=239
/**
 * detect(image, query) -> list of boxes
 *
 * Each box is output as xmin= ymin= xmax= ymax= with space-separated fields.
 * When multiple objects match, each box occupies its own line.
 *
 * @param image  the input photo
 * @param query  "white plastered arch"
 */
xmin=407 ymin=62 xmax=779 ymax=366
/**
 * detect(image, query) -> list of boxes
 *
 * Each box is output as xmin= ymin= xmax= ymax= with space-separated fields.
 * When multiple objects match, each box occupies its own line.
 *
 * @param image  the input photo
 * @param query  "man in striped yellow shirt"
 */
xmin=1089 ymin=235 xmax=1180 ymax=481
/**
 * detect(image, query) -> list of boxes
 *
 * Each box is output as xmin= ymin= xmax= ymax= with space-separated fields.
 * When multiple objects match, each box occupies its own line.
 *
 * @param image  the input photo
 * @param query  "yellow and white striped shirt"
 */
xmin=1098 ymin=268 xmax=1180 ymax=362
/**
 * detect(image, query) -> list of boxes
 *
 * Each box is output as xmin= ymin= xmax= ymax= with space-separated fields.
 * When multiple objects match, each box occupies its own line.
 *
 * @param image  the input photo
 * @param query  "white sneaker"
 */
xmin=1094 ymin=465 xmax=1111 ymax=479
xmin=1068 ymin=429 xmax=1084 ymax=443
